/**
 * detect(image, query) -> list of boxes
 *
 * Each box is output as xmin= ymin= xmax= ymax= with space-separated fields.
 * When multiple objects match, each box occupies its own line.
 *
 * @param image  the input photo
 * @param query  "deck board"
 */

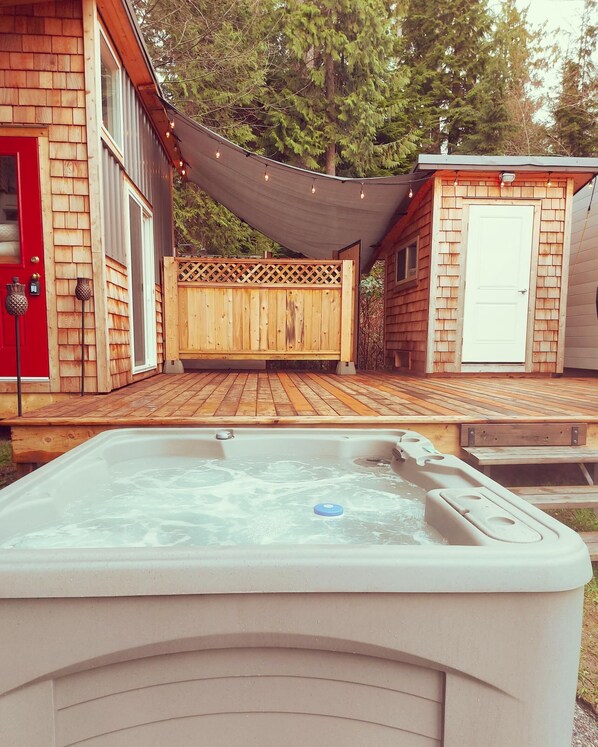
xmin=6 ymin=372 xmax=598 ymax=464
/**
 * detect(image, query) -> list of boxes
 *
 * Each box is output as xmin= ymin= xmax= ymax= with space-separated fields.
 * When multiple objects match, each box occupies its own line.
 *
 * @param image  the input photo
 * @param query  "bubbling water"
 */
xmin=1 ymin=456 xmax=446 ymax=549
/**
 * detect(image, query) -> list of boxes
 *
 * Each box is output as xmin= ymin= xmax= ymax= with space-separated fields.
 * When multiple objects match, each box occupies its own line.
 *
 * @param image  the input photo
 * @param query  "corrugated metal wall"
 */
xmin=102 ymin=73 xmax=173 ymax=282
xmin=102 ymin=148 xmax=125 ymax=264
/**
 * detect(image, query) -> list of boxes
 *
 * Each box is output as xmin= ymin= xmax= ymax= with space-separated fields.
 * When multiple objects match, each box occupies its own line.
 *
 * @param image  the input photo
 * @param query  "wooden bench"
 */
xmin=579 ymin=532 xmax=598 ymax=562
xmin=510 ymin=485 xmax=598 ymax=511
xmin=460 ymin=423 xmax=598 ymax=483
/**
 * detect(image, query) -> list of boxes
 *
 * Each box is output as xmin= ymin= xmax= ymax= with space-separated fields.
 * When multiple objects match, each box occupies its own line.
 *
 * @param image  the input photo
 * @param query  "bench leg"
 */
xmin=579 ymin=463 xmax=594 ymax=486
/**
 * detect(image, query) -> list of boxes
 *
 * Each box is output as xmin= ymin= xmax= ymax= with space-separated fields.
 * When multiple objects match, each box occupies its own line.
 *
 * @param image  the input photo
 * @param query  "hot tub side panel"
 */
xmin=0 ymin=589 xmax=584 ymax=747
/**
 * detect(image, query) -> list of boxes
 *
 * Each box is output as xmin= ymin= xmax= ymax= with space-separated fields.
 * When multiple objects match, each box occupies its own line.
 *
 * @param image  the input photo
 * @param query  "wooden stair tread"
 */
xmin=510 ymin=485 xmax=598 ymax=510
xmin=463 ymin=445 xmax=598 ymax=466
xmin=579 ymin=532 xmax=598 ymax=562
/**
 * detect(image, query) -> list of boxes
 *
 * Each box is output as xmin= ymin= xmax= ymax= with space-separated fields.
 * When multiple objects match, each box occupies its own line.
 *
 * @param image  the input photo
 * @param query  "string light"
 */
xmin=360 ymin=184 xmax=365 ymax=200
xmin=169 ymin=120 xmax=175 ymax=130
xmin=408 ymin=184 xmax=413 ymax=198
xmin=165 ymin=130 xmax=170 ymax=139
xmin=215 ymin=146 xmax=221 ymax=159
xmin=453 ymin=172 xmax=458 ymax=187
xmin=546 ymin=173 xmax=552 ymax=187
xmin=311 ymin=180 xmax=316 ymax=195
xmin=181 ymin=167 xmax=186 ymax=176
xmin=264 ymin=166 xmax=269 ymax=182
xmin=179 ymin=160 xmax=183 ymax=168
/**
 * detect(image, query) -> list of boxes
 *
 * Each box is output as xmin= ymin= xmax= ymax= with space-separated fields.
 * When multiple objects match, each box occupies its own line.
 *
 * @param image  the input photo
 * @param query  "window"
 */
xmin=0 ymin=155 xmax=20 ymax=264
xmin=100 ymin=30 xmax=122 ymax=149
xmin=127 ymin=188 xmax=156 ymax=372
xmin=396 ymin=238 xmax=418 ymax=285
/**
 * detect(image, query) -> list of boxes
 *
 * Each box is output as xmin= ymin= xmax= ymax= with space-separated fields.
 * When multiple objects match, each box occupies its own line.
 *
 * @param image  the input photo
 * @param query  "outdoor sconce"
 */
xmin=75 ymin=277 xmax=92 ymax=397
xmin=500 ymin=172 xmax=516 ymax=186
xmin=5 ymin=277 xmax=28 ymax=416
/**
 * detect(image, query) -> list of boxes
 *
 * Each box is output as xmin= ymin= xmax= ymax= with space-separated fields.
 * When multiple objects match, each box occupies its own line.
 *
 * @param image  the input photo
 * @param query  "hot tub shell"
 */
xmin=0 ymin=428 xmax=591 ymax=747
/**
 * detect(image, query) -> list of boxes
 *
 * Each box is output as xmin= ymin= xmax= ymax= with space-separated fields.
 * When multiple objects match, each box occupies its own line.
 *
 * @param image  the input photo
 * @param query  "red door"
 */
xmin=0 ymin=137 xmax=49 ymax=377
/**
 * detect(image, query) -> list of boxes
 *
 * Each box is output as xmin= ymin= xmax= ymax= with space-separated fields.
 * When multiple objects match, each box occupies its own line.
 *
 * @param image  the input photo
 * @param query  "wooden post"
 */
xmin=339 ymin=259 xmax=355 ymax=363
xmin=163 ymin=257 xmax=180 ymax=362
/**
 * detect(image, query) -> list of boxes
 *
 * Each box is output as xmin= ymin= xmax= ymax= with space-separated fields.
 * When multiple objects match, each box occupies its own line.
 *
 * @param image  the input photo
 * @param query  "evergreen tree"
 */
xmin=460 ymin=0 xmax=549 ymax=154
xmin=551 ymin=0 xmax=598 ymax=156
xmin=399 ymin=0 xmax=494 ymax=154
xmin=262 ymin=0 xmax=416 ymax=176
xmin=132 ymin=0 xmax=278 ymax=255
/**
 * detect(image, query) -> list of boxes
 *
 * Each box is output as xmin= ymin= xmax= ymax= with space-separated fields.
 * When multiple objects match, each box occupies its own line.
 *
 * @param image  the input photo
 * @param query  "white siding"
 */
xmin=564 ymin=180 xmax=598 ymax=370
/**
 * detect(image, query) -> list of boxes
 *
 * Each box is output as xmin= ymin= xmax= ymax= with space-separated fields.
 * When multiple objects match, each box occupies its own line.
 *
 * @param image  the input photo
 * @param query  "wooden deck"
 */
xmin=4 ymin=371 xmax=598 ymax=465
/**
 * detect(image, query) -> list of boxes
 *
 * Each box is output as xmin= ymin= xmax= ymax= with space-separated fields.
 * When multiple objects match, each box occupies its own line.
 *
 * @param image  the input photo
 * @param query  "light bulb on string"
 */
xmin=360 ymin=184 xmax=365 ymax=200
xmin=408 ymin=184 xmax=413 ymax=198
xmin=264 ymin=166 xmax=269 ymax=182
xmin=165 ymin=130 xmax=170 ymax=139
xmin=453 ymin=173 xmax=458 ymax=187
xmin=169 ymin=120 xmax=175 ymax=130
xmin=546 ymin=173 xmax=552 ymax=187
xmin=216 ymin=146 xmax=221 ymax=159
xmin=311 ymin=180 xmax=316 ymax=195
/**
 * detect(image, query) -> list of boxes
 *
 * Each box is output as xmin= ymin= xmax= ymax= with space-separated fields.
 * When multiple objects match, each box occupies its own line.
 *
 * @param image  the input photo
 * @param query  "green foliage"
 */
xmin=359 ymin=261 xmax=385 ymax=369
xmin=263 ymin=0 xmax=417 ymax=176
xmin=133 ymin=0 xmax=279 ymax=255
xmin=551 ymin=0 xmax=598 ymax=156
xmin=399 ymin=0 xmax=494 ymax=153
xmin=461 ymin=0 xmax=549 ymax=154
xmin=398 ymin=0 xmax=550 ymax=156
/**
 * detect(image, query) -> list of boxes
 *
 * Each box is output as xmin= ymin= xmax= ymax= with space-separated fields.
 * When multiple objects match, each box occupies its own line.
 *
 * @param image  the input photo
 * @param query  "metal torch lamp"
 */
xmin=75 ymin=277 xmax=91 ymax=396
xmin=5 ymin=277 xmax=28 ymax=416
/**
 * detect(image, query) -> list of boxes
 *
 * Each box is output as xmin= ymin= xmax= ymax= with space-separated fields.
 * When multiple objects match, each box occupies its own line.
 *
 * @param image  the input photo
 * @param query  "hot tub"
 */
xmin=0 ymin=427 xmax=591 ymax=747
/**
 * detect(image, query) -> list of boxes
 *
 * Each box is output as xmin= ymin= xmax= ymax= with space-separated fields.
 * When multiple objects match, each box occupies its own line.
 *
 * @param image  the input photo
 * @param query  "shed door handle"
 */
xmin=518 ymin=288 xmax=528 ymax=294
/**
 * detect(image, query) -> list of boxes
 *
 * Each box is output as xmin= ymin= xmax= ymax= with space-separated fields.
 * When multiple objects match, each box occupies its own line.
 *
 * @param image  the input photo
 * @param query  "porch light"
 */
xmin=500 ymin=172 xmax=516 ymax=186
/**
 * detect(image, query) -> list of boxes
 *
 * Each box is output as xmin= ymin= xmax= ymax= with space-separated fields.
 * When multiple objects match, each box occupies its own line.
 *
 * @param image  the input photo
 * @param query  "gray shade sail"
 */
xmin=167 ymin=105 xmax=426 ymax=271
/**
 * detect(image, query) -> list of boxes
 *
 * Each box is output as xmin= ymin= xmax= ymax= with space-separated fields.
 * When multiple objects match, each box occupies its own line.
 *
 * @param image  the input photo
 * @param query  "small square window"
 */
xmin=396 ymin=239 xmax=418 ymax=285
xmin=100 ymin=32 xmax=122 ymax=148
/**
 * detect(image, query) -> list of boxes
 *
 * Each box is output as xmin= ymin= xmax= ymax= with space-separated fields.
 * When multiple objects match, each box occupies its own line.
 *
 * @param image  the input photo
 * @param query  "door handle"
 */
xmin=30 ymin=256 xmax=40 ymax=264
xmin=518 ymin=289 xmax=528 ymax=294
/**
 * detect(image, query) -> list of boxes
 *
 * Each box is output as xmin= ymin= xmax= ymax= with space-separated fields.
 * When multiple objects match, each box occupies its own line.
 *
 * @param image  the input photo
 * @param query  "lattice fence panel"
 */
xmin=177 ymin=260 xmax=342 ymax=286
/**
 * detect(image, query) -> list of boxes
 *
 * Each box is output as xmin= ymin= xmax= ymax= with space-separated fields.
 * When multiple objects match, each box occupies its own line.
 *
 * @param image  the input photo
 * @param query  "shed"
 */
xmin=564 ymin=179 xmax=598 ymax=371
xmin=376 ymin=156 xmax=598 ymax=376
xmin=0 ymin=0 xmax=177 ymax=416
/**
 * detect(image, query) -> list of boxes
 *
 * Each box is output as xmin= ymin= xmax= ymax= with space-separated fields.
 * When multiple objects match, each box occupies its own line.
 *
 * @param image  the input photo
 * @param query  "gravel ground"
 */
xmin=573 ymin=702 xmax=598 ymax=746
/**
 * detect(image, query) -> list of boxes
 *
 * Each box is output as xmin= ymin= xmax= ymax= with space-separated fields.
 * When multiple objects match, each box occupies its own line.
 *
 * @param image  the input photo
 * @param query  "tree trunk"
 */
xmin=325 ymin=50 xmax=336 ymax=175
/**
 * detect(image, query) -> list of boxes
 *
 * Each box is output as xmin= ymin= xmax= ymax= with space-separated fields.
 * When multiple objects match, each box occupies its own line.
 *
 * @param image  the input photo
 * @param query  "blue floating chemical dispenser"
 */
xmin=314 ymin=502 xmax=344 ymax=517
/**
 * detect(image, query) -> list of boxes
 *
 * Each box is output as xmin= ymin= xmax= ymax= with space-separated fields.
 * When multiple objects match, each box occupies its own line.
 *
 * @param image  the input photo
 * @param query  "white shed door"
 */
xmin=462 ymin=204 xmax=534 ymax=363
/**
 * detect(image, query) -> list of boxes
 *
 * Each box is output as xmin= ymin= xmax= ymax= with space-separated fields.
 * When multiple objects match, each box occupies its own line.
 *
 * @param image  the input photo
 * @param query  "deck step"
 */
xmin=510 ymin=485 xmax=598 ymax=511
xmin=579 ymin=532 xmax=598 ymax=562
xmin=463 ymin=445 xmax=598 ymax=467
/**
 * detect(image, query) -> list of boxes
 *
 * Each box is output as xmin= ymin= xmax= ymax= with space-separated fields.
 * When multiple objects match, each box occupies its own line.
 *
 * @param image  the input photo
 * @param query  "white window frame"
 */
xmin=98 ymin=25 xmax=124 ymax=157
xmin=125 ymin=184 xmax=157 ymax=374
xmin=396 ymin=236 xmax=419 ymax=286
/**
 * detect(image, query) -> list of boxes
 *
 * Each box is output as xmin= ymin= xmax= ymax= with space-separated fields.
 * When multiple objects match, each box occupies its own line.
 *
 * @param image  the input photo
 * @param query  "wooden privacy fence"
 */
xmin=163 ymin=257 xmax=356 ymax=361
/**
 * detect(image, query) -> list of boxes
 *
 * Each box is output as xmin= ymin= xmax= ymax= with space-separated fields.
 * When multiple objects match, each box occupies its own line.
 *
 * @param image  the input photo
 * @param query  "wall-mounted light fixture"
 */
xmin=500 ymin=172 xmax=516 ymax=186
